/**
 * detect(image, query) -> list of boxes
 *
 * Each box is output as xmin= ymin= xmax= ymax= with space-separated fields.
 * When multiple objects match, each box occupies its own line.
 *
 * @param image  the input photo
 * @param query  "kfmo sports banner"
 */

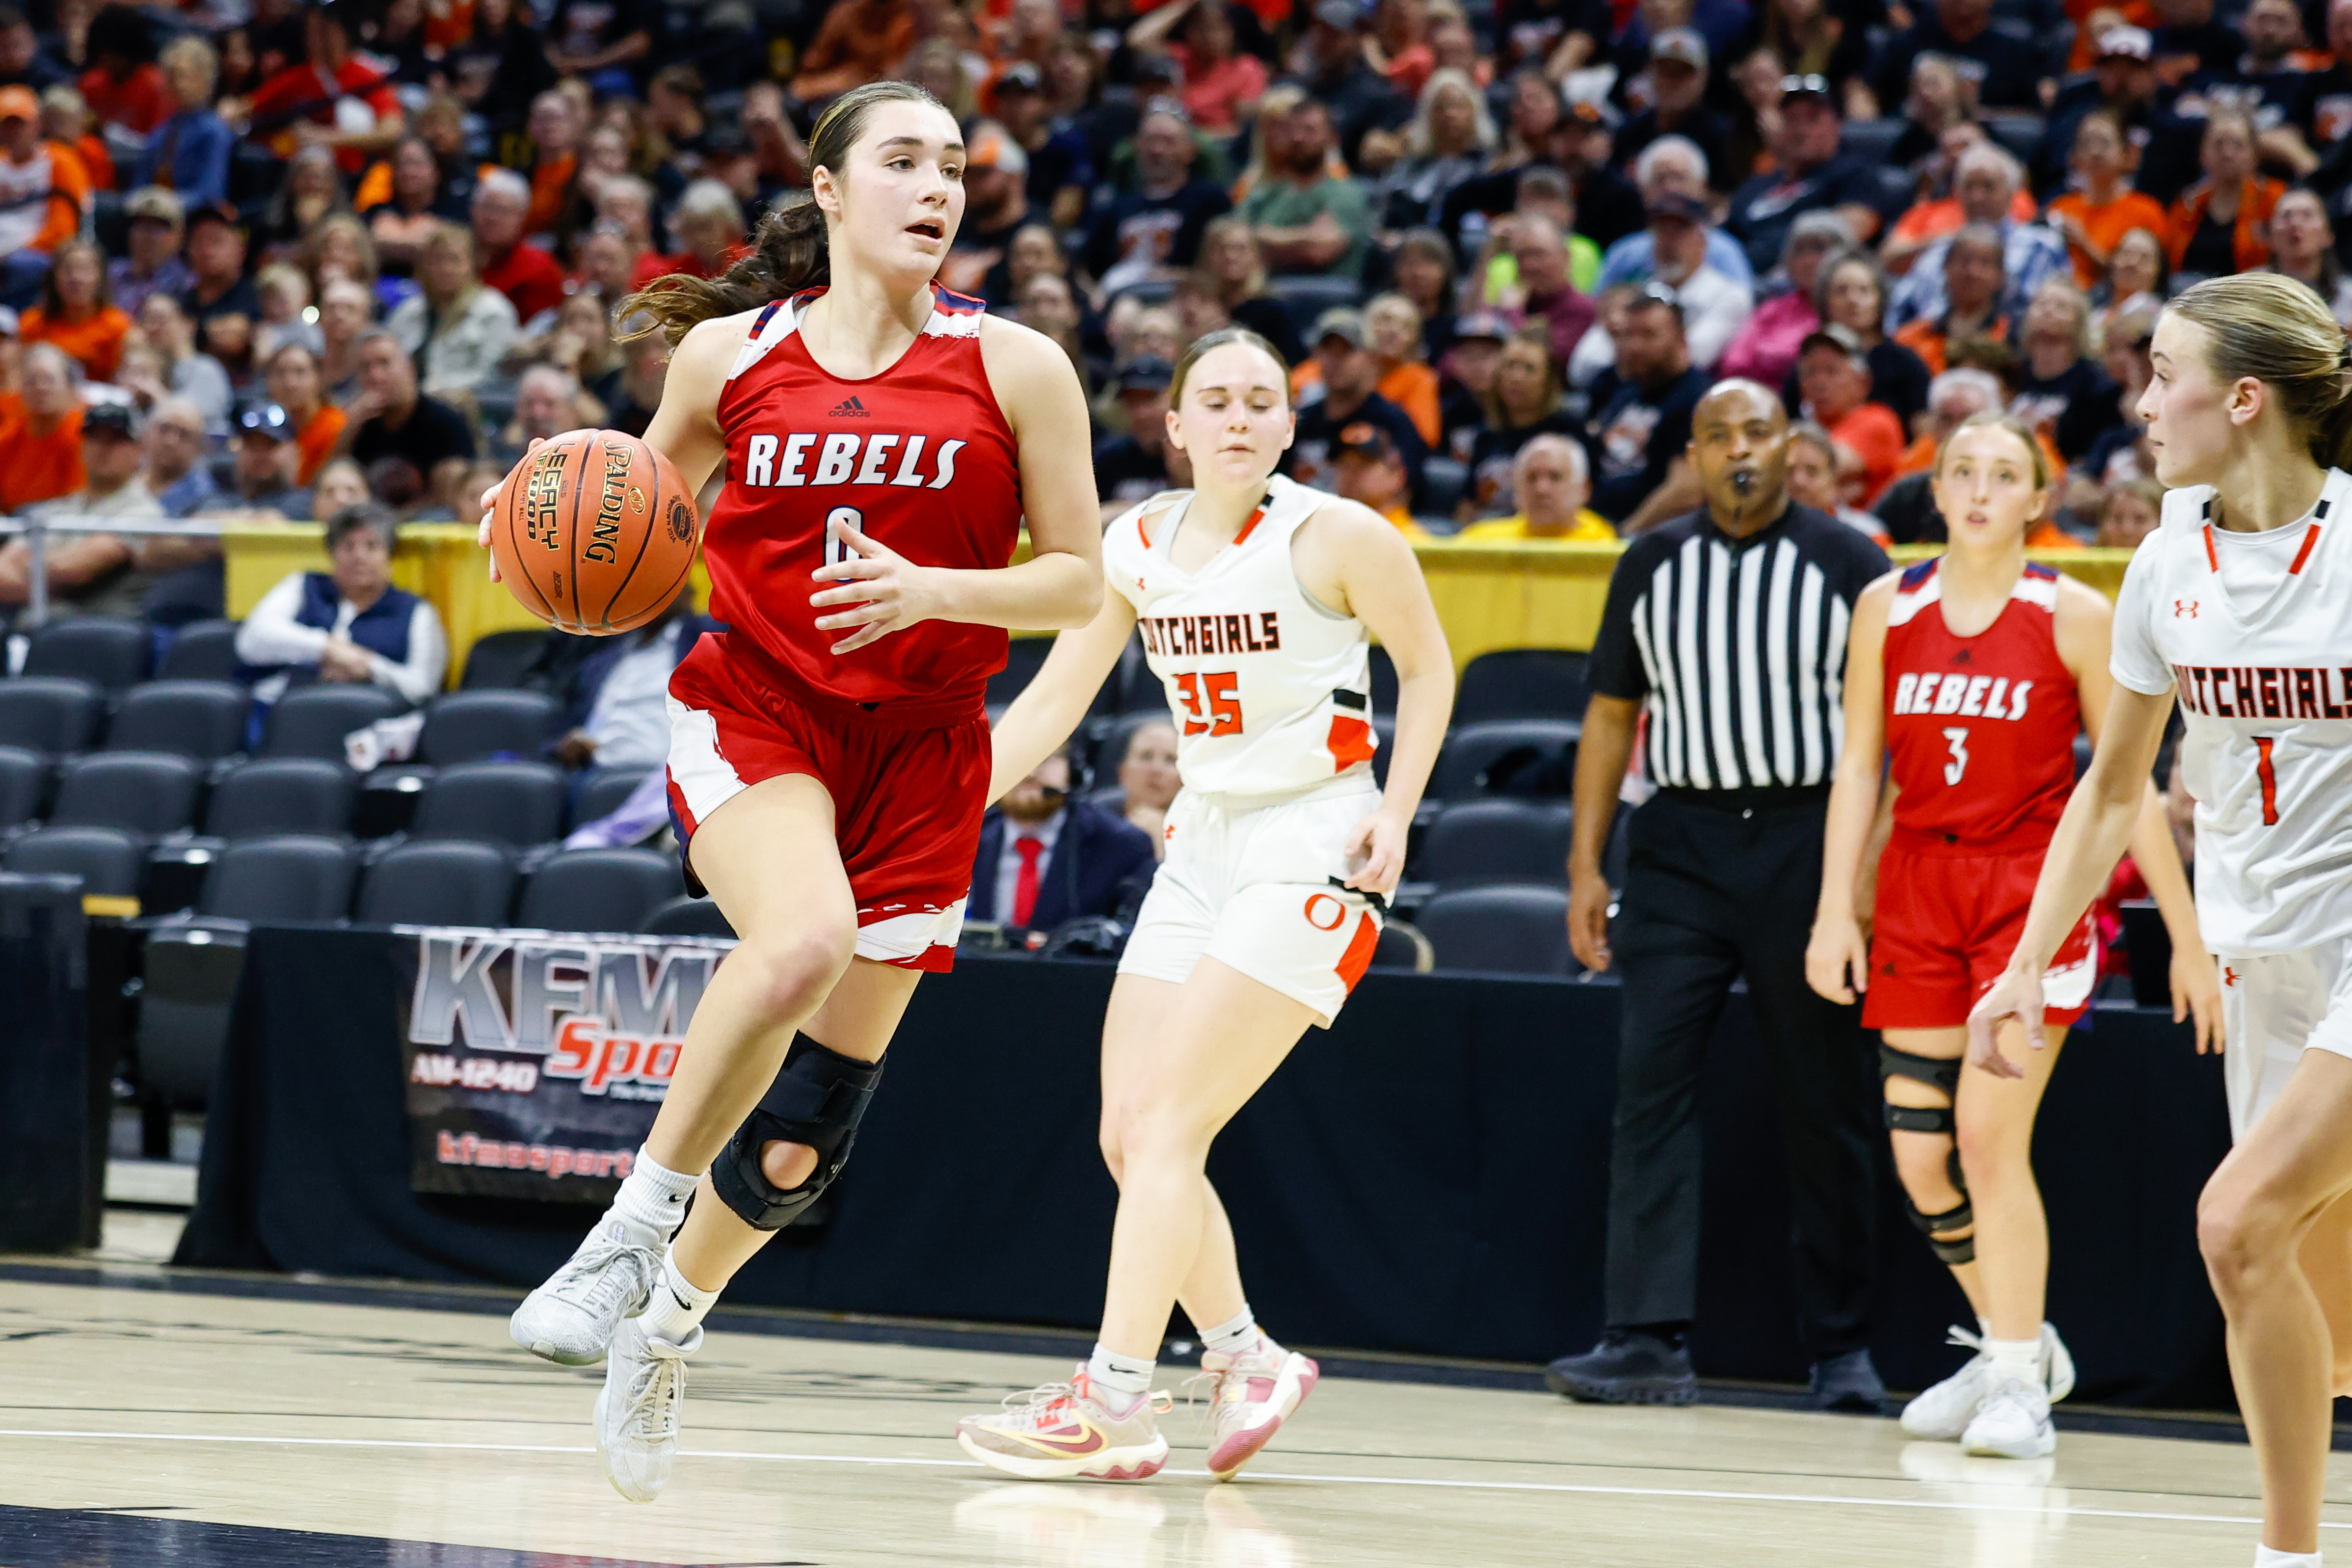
xmin=396 ymin=928 xmax=731 ymax=1202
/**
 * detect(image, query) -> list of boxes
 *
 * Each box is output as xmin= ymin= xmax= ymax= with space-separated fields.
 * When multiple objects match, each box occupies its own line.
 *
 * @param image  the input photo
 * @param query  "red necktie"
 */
xmin=1011 ymin=836 xmax=1043 ymax=927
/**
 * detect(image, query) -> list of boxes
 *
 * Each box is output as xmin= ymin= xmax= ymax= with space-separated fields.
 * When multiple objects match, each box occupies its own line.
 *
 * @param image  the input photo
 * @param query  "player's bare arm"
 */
xmin=810 ymin=318 xmax=1102 ymax=653
xmin=2054 ymin=574 xmax=2221 ymax=1053
xmin=1807 ymin=571 xmax=1898 ymax=1005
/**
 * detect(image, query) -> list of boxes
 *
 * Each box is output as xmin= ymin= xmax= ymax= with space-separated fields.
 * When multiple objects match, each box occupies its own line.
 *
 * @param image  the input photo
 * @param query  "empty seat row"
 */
xmin=0 ymin=681 xmax=566 ymax=771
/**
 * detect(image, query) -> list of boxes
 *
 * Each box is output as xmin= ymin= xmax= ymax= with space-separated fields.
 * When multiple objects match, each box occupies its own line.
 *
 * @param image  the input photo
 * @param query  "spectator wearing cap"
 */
xmin=1466 ymin=324 xmax=1581 ymax=514
xmin=2041 ymin=27 xmax=2163 ymax=193
xmin=2044 ymin=106 xmax=2171 ymax=289
xmin=1615 ymin=30 xmax=1732 ymax=185
xmin=1717 ymin=211 xmax=1848 ymax=390
xmin=1094 ymin=357 xmax=1181 ymax=513
xmin=224 ymin=401 xmax=313 ymax=515
xmin=1241 ymin=98 xmax=1372 ymax=281
xmin=0 ymin=399 xmax=163 ymax=622
xmin=1891 ymin=222 xmax=2008 ymax=374
xmin=1887 ymin=144 xmax=2067 ymax=331
xmin=2167 ymin=109 xmax=2284 ymax=277
xmin=130 ymin=292 xmax=232 ymax=432
xmin=1639 ymin=193 xmax=1752 ymax=370
xmin=21 ymin=239 xmax=130 ymax=383
xmin=387 ymin=222 xmax=518 ymax=399
xmin=472 ymin=170 xmax=567 ymax=324
xmin=1456 ymin=433 xmax=1614 ymax=540
xmin=1371 ymin=67 xmax=1493 ymax=233
xmin=1438 ymin=310 xmax=1510 ymax=461
xmin=109 ymin=187 xmax=194 ymax=318
xmin=789 ymin=0 xmax=915 ymax=102
xmin=1291 ymin=307 xmax=1430 ymax=493
xmin=1724 ymin=74 xmax=1881 ymax=275
xmin=1599 ymin=136 xmax=1757 ymax=292
xmin=1869 ymin=0 xmax=2045 ymax=110
xmin=0 ymin=83 xmax=89 ymax=310
xmin=1587 ymin=286 xmax=1710 ymax=528
xmin=344 ymin=328 xmax=476 ymax=514
xmin=1082 ymin=103 xmax=1232 ymax=295
xmin=991 ymin=61 xmax=1095 ymax=232
xmin=235 ymin=505 xmax=446 ymax=706
xmin=178 ymin=203 xmax=259 ymax=370
xmin=246 ymin=3 xmax=404 ymax=174
xmin=132 ymin=36 xmax=232 ymax=210
xmin=941 ymin=123 xmax=1036 ymax=299
xmin=1293 ymin=0 xmax=1413 ymax=165
xmin=1127 ymin=0 xmax=1267 ymax=135
xmin=1332 ymin=421 xmax=1428 ymax=538
xmin=0 ymin=342 xmax=84 ymax=512
xmin=1795 ymin=328 xmax=1904 ymax=504
xmin=142 ymin=394 xmax=217 ymax=518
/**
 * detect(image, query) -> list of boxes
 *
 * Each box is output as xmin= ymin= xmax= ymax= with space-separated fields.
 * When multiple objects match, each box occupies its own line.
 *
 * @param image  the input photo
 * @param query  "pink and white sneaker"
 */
xmin=1198 ymin=1345 xmax=1319 ymax=1481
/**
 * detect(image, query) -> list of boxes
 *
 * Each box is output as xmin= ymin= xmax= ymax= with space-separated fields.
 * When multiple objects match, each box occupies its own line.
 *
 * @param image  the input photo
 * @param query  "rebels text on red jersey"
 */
xmin=699 ymin=284 xmax=1023 ymax=722
xmin=1882 ymin=558 xmax=2080 ymax=848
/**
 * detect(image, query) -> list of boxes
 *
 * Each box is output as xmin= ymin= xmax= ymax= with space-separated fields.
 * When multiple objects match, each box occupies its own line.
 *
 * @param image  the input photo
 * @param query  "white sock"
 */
xmin=611 ymin=1148 xmax=696 ymax=1242
xmin=2255 ymin=1546 xmax=2321 ymax=1567
xmin=638 ymin=1250 xmax=718 ymax=1345
xmin=1086 ymin=1344 xmax=1155 ymax=1415
xmin=1985 ymin=1336 xmax=2041 ymax=1374
xmin=1201 ymin=1306 xmax=1263 ymax=1357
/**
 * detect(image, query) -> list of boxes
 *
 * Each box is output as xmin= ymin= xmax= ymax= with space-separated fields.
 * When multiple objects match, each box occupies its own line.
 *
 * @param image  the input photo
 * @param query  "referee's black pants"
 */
xmin=1604 ymin=789 xmax=1878 ymax=1358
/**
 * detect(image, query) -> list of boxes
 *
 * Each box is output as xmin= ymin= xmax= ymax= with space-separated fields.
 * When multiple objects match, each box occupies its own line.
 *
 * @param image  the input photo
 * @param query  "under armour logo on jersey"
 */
xmin=829 ymin=396 xmax=869 ymax=417
xmin=2224 ymin=966 xmax=2240 ymax=986
xmin=2175 ymin=599 xmax=2199 ymax=618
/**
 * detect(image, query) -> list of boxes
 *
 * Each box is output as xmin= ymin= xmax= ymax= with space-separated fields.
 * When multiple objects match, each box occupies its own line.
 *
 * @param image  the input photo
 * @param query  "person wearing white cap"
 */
xmin=1615 ymin=29 xmax=1731 ymax=189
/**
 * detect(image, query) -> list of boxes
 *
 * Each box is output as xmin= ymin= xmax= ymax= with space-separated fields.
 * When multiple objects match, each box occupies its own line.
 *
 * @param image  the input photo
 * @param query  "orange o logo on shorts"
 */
xmin=1303 ymin=893 xmax=1346 ymax=930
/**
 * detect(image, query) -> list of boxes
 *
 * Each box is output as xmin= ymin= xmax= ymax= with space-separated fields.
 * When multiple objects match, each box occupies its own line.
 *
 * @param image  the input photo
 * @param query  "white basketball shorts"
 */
xmin=1118 ymin=782 xmax=1386 ymax=1029
xmin=2219 ymin=936 xmax=2352 ymax=1142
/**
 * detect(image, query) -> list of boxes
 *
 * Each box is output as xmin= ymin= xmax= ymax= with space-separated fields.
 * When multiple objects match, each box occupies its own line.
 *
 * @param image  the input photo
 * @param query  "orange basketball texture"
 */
xmin=491 ymin=428 xmax=700 ymax=635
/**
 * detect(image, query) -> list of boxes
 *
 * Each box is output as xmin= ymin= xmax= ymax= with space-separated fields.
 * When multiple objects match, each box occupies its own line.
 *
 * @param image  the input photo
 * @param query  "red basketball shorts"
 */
xmin=662 ymin=636 xmax=989 ymax=972
xmin=1862 ymin=831 xmax=2097 ymax=1031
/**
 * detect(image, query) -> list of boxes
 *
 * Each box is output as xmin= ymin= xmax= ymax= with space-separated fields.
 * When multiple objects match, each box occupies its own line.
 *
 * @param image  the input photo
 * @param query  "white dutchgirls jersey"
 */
xmin=1101 ymin=475 xmax=1377 ymax=798
xmin=2111 ymin=469 xmax=2352 ymax=954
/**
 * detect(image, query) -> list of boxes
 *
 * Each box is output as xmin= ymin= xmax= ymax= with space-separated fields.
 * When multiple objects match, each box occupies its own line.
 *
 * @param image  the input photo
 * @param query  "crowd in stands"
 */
xmin=0 ymin=0 xmax=2327 ymax=638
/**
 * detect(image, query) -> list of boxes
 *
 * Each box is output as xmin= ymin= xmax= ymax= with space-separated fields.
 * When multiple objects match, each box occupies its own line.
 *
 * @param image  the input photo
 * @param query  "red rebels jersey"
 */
xmin=700 ymin=284 xmax=1022 ymax=722
xmin=1883 ymin=558 xmax=2080 ymax=847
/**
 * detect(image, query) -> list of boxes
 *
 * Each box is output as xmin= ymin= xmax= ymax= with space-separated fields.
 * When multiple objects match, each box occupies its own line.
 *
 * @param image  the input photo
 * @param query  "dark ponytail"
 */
xmin=623 ymin=80 xmax=950 ymax=346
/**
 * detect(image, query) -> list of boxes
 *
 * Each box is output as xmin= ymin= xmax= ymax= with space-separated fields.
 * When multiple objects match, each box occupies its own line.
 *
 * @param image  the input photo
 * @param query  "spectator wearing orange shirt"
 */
xmin=1363 ymin=292 xmax=1443 ymax=444
xmin=2044 ymin=106 xmax=2168 ymax=287
xmin=2166 ymin=108 xmax=2283 ymax=276
xmin=472 ymin=169 xmax=568 ymax=324
xmin=790 ymin=0 xmax=917 ymax=102
xmin=265 ymin=340 xmax=346 ymax=486
xmin=0 ymin=85 xmax=90 ymax=310
xmin=1880 ymin=123 xmax=2040 ymax=276
xmin=0 ymin=342 xmax=83 ymax=518
xmin=1892 ymin=223 xmax=2006 ymax=375
xmin=20 ymin=239 xmax=131 ymax=383
xmin=521 ymin=91 xmax=580 ymax=240
xmin=1797 ymin=329 xmax=1905 ymax=505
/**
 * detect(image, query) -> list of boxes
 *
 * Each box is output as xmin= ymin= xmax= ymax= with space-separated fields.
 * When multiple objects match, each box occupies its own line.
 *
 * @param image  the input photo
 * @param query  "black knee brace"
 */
xmin=1881 ymin=1042 xmax=1974 ymax=1264
xmin=710 ymin=1036 xmax=885 ymax=1232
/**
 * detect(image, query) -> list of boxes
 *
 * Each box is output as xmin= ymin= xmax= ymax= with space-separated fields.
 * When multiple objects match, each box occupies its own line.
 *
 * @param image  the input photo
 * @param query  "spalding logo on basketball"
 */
xmin=490 ymin=428 xmax=700 ymax=636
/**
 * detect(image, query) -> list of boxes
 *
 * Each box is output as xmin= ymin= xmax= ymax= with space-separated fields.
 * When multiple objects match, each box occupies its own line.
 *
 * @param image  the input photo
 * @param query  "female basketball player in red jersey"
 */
xmin=1976 ymin=273 xmax=2352 ymax=1568
xmin=486 ymin=81 xmax=1103 ymax=1503
xmin=951 ymin=327 xmax=1454 ymax=1482
xmin=1808 ymin=410 xmax=2214 ymax=1460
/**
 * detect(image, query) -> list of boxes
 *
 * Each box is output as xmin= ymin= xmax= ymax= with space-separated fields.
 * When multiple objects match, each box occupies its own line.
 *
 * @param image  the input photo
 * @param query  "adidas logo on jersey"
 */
xmin=829 ymin=396 xmax=869 ymax=417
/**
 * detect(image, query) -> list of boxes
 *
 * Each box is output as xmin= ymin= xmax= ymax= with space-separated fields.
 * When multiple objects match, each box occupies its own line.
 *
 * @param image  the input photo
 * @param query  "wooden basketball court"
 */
xmin=0 ymin=1260 xmax=2333 ymax=1567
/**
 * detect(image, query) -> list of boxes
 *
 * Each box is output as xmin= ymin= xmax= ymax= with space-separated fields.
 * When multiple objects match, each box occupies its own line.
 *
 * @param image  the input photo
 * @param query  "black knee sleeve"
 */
xmin=709 ymin=1036 xmax=885 ymax=1232
xmin=1908 ymin=1191 xmax=1976 ymax=1265
xmin=1881 ymin=1043 xmax=1973 ymax=1263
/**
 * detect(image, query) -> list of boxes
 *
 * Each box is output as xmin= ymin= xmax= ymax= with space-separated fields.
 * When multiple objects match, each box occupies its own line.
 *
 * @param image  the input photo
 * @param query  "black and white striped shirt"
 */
xmin=1589 ymin=505 xmax=1890 ymax=793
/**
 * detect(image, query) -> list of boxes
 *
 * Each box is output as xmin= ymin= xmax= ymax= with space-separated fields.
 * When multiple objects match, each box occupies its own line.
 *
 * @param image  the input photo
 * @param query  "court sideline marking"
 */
xmin=0 ymin=1425 xmax=2330 ymax=1530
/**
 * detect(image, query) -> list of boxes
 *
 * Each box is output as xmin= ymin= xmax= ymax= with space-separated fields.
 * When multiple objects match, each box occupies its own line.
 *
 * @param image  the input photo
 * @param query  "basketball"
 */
xmin=489 ymin=428 xmax=699 ymax=636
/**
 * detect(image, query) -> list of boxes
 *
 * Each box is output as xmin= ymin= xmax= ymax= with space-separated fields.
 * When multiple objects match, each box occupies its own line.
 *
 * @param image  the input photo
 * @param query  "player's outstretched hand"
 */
xmin=2172 ymin=946 xmax=2225 ymax=1055
xmin=1804 ymin=915 xmax=1871 ymax=1006
xmin=1340 ymin=809 xmax=1408 ymax=899
xmin=475 ymin=437 xmax=546 ymax=584
xmin=1566 ymin=867 xmax=1611 ymax=975
xmin=810 ymin=516 xmax=943 ymax=654
xmin=1966 ymin=964 xmax=2047 ymax=1080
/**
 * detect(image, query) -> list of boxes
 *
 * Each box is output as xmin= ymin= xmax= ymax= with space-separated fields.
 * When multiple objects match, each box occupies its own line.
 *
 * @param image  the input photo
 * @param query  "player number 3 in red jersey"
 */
xmin=1806 ymin=411 xmax=2212 ymax=1463
xmin=480 ymin=82 xmax=1104 ymax=1506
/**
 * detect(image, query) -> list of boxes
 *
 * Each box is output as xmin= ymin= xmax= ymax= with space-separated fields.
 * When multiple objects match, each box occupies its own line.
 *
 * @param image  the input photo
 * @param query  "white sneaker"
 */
xmin=1962 ymin=1368 xmax=2056 ymax=1459
xmin=1900 ymin=1323 xmax=2075 ymax=1440
xmin=509 ymin=1213 xmax=661 ymax=1366
xmin=595 ymin=1316 xmax=698 ymax=1502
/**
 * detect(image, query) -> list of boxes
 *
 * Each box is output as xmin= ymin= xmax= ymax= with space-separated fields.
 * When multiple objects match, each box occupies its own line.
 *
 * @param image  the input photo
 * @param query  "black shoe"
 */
xmin=1544 ymin=1330 xmax=1698 ymax=1406
xmin=1809 ymin=1349 xmax=1887 ymax=1413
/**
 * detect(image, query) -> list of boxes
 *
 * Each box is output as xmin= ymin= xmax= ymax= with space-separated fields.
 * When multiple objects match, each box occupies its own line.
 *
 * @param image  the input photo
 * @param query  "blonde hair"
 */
xmin=2166 ymin=272 xmax=2352 ymax=469
xmin=1934 ymin=409 xmax=2050 ymax=490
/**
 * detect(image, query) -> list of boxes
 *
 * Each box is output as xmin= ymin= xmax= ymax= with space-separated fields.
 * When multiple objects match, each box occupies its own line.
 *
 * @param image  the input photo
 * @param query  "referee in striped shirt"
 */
xmin=1548 ymin=380 xmax=1891 ymax=1410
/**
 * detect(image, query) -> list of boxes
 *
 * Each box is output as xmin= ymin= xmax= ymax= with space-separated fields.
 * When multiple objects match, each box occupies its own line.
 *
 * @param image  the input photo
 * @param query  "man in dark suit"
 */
xmin=968 ymin=744 xmax=1157 ymax=937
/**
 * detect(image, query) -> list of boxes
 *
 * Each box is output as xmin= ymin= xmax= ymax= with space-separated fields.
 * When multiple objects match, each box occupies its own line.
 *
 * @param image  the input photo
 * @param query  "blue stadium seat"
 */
xmin=157 ymin=620 xmax=243 ymax=682
xmin=354 ymin=840 xmax=518 ymax=927
xmin=419 ymin=690 xmax=560 ymax=764
xmin=199 ymin=835 xmax=359 ymax=921
xmin=203 ymin=759 xmax=357 ymax=838
xmin=0 ymin=746 xmax=47 ymax=827
xmin=51 ymin=752 xmax=202 ymax=835
xmin=4 ymin=825 xmax=145 ymax=897
xmin=640 ymin=894 xmax=737 ymax=939
xmin=23 ymin=616 xmax=148 ymax=691
xmin=0 ymin=676 xmax=105 ymax=755
xmin=1415 ymin=885 xmax=1578 ymax=976
xmin=106 ymin=681 xmax=251 ymax=761
xmin=459 ymin=628 xmax=550 ymax=690
xmin=410 ymin=760 xmax=567 ymax=847
xmin=1429 ymin=719 xmax=1580 ymax=799
xmin=261 ymin=685 xmax=408 ymax=760
xmin=1455 ymin=649 xmax=1591 ymax=722
xmin=515 ymin=847 xmax=684 ymax=933
xmin=1415 ymin=800 xmax=1573 ymax=889
xmin=572 ymin=766 xmax=658 ymax=830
